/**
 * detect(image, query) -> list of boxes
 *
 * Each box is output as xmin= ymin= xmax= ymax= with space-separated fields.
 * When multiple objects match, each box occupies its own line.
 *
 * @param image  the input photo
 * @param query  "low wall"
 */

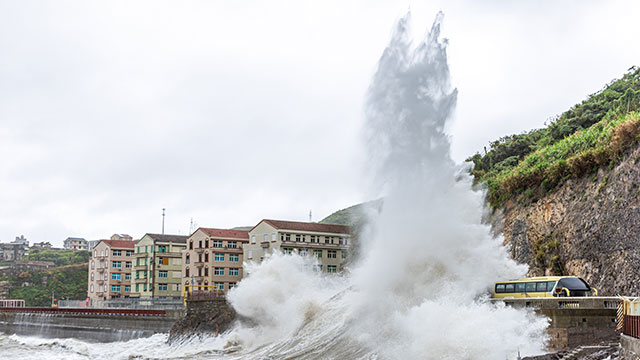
xmin=495 ymin=297 xmax=620 ymax=350
xmin=0 ymin=307 xmax=184 ymax=342
xmin=621 ymin=334 xmax=640 ymax=359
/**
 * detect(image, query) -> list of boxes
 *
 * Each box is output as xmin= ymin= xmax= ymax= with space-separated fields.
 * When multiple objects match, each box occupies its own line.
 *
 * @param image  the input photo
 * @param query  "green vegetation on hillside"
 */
xmin=468 ymin=67 xmax=640 ymax=207
xmin=24 ymin=249 xmax=90 ymax=266
xmin=6 ymin=264 xmax=88 ymax=306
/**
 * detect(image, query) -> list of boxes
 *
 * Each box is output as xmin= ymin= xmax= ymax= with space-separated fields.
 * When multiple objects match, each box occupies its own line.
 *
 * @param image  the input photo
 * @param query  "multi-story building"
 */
xmin=244 ymin=219 xmax=351 ymax=273
xmin=87 ymin=240 xmax=136 ymax=301
xmin=131 ymin=233 xmax=187 ymax=299
xmin=182 ymin=228 xmax=249 ymax=293
xmin=64 ymin=237 xmax=88 ymax=250
xmin=0 ymin=238 xmax=29 ymax=261
xmin=31 ymin=241 xmax=53 ymax=249
xmin=86 ymin=240 xmax=100 ymax=250
xmin=111 ymin=234 xmax=133 ymax=241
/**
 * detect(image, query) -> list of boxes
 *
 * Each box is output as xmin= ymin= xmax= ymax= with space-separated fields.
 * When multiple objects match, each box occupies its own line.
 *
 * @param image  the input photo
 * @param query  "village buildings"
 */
xmin=244 ymin=219 xmax=351 ymax=273
xmin=63 ymin=237 xmax=88 ymax=250
xmin=87 ymin=239 xmax=136 ymax=301
xmin=182 ymin=228 xmax=248 ymax=293
xmin=131 ymin=233 xmax=187 ymax=299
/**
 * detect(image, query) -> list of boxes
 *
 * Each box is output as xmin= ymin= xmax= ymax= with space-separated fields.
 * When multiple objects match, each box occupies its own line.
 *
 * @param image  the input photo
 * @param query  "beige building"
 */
xmin=245 ymin=220 xmax=351 ymax=273
xmin=182 ymin=228 xmax=248 ymax=293
xmin=87 ymin=240 xmax=136 ymax=301
xmin=131 ymin=233 xmax=187 ymax=299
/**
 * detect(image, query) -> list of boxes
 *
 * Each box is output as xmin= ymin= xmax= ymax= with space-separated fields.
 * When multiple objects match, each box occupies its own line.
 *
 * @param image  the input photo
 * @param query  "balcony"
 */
xmin=134 ymin=264 xmax=147 ymax=270
xmin=133 ymin=252 xmax=147 ymax=257
xmin=97 ymin=279 xmax=104 ymax=284
xmin=194 ymin=261 xmax=205 ymax=268
xmin=260 ymin=242 xmax=269 ymax=248
xmin=280 ymin=240 xmax=348 ymax=249
xmin=97 ymin=267 xmax=107 ymax=273
xmin=96 ymin=292 xmax=104 ymax=297
xmin=157 ymin=251 xmax=183 ymax=257
xmin=193 ymin=276 xmax=206 ymax=283
xmin=195 ymin=248 xmax=205 ymax=254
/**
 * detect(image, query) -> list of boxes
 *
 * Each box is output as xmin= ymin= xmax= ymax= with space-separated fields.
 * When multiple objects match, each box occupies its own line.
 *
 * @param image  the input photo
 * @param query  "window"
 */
xmin=516 ymin=283 xmax=526 ymax=292
xmin=186 ymin=254 xmax=190 ymax=264
xmin=314 ymin=264 xmax=323 ymax=272
xmin=125 ymin=274 xmax=131 ymax=281
xmin=104 ymin=273 xmax=108 ymax=280
xmin=189 ymin=241 xmax=193 ymax=250
xmin=159 ymin=257 xmax=169 ymax=265
xmin=342 ymin=250 xmax=347 ymax=259
xmin=248 ymin=250 xmax=253 ymax=259
xmin=214 ymin=282 xmax=224 ymax=290
xmin=104 ymin=285 xmax=107 ymax=292
xmin=124 ymin=285 xmax=131 ymax=292
xmin=204 ymin=240 xmax=209 ymax=248
xmin=536 ymin=282 xmax=548 ymax=292
xmin=159 ymin=271 xmax=168 ymax=278
xmin=91 ymin=261 xmax=94 ymax=269
xmin=94 ymin=250 xmax=97 ymax=257
xmin=327 ymin=265 xmax=337 ymax=273
xmin=185 ymin=268 xmax=190 ymax=277
xmin=143 ymin=284 xmax=147 ymax=291
xmin=112 ymin=250 xmax=122 ymax=257
xmin=127 ymin=250 xmax=133 ymax=256
xmin=339 ymin=237 xmax=347 ymax=245
xmin=204 ymin=253 xmax=209 ymax=262
xmin=251 ymin=235 xmax=256 ymax=243
xmin=526 ymin=283 xmax=537 ymax=292
xmin=283 ymin=248 xmax=293 ymax=255
xmin=91 ymin=273 xmax=94 ymax=281
xmin=213 ymin=240 xmax=223 ymax=248
xmin=229 ymin=254 xmax=239 ymax=262
xmin=215 ymin=254 xmax=225 ymax=261
xmin=111 ymin=285 xmax=121 ymax=292
xmin=229 ymin=282 xmax=237 ymax=289
xmin=112 ymin=261 xmax=122 ymax=268
xmin=125 ymin=262 xmax=132 ymax=268
xmin=204 ymin=267 xmax=209 ymax=276
xmin=285 ymin=233 xmax=291 ymax=241
xmin=495 ymin=284 xmax=505 ymax=293
xmin=299 ymin=249 xmax=308 ymax=256
xmin=228 ymin=241 xmax=237 ymax=249
xmin=280 ymin=233 xmax=285 ymax=241
xmin=90 ymin=284 xmax=94 ymax=292
xmin=310 ymin=235 xmax=316 ymax=243
xmin=199 ymin=240 xmax=203 ymax=248
xmin=264 ymin=234 xmax=268 ymax=242
xmin=313 ymin=249 xmax=322 ymax=258
xmin=214 ymin=268 xmax=224 ymax=276
xmin=271 ymin=233 xmax=276 ymax=242
xmin=327 ymin=250 xmax=337 ymax=259
xmin=136 ymin=284 xmax=139 ymax=292
xmin=229 ymin=268 xmax=239 ymax=276
xmin=158 ymin=283 xmax=168 ymax=291
xmin=505 ymin=284 xmax=515 ymax=293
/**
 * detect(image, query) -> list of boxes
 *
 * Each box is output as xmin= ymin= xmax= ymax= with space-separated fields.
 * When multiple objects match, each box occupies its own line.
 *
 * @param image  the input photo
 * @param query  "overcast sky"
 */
xmin=1 ymin=1 xmax=639 ymax=246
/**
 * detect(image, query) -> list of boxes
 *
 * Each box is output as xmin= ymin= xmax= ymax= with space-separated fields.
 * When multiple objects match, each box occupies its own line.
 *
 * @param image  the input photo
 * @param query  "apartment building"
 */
xmin=131 ymin=233 xmax=187 ymax=299
xmin=87 ymin=240 xmax=136 ymax=301
xmin=244 ymin=219 xmax=351 ymax=273
xmin=182 ymin=228 xmax=248 ymax=293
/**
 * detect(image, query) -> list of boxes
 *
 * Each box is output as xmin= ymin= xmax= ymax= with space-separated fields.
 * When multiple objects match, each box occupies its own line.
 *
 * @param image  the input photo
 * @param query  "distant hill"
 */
xmin=320 ymin=199 xmax=382 ymax=227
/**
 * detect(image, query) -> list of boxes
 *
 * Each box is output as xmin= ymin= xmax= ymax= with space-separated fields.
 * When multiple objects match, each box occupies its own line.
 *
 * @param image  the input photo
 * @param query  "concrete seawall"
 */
xmin=0 ymin=308 xmax=184 ymax=342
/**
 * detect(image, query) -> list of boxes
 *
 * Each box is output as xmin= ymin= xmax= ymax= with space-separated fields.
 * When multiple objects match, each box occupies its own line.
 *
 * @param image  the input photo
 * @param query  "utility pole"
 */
xmin=309 ymin=210 xmax=312 ymax=222
xmin=162 ymin=208 xmax=166 ymax=234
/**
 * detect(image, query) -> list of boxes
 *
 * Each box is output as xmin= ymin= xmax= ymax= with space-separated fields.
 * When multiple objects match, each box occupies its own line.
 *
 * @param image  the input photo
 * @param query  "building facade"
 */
xmin=87 ymin=240 xmax=136 ymax=301
xmin=64 ymin=237 xmax=88 ymax=250
xmin=131 ymin=233 xmax=187 ymax=299
xmin=244 ymin=220 xmax=351 ymax=273
xmin=182 ymin=228 xmax=249 ymax=293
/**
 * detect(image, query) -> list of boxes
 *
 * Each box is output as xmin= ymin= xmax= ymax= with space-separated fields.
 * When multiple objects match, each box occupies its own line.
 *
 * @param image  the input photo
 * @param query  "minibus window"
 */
xmin=526 ymin=283 xmax=536 ymax=292
xmin=495 ymin=284 xmax=505 ymax=293
xmin=516 ymin=283 xmax=526 ymax=292
xmin=505 ymin=284 xmax=515 ymax=293
xmin=536 ymin=282 xmax=547 ymax=292
xmin=547 ymin=281 xmax=556 ymax=291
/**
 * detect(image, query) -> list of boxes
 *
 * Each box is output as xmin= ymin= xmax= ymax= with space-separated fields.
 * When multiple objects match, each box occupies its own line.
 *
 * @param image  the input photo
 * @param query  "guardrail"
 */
xmin=491 ymin=296 xmax=622 ymax=310
xmin=58 ymin=298 xmax=184 ymax=310
xmin=0 ymin=307 xmax=167 ymax=316
xmin=0 ymin=300 xmax=25 ymax=308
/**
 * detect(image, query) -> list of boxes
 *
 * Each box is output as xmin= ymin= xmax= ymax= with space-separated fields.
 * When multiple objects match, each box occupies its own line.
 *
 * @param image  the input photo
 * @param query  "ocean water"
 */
xmin=0 ymin=12 xmax=550 ymax=360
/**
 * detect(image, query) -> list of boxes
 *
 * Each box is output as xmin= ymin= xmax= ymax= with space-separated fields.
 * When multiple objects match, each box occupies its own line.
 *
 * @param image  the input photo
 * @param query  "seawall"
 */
xmin=0 ymin=307 xmax=184 ymax=342
xmin=168 ymin=298 xmax=236 ymax=343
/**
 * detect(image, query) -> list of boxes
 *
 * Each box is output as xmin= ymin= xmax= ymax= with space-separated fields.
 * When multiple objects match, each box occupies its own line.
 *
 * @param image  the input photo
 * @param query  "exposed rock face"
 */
xmin=168 ymin=299 xmax=237 ymax=344
xmin=496 ymin=145 xmax=640 ymax=296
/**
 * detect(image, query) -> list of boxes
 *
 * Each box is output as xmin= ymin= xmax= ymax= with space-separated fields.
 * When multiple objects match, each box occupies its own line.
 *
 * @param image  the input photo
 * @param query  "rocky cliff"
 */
xmin=493 ymin=143 xmax=640 ymax=296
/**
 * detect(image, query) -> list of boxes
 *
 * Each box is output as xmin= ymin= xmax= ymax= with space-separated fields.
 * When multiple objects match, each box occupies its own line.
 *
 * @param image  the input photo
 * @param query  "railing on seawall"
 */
xmin=0 ymin=306 xmax=167 ymax=317
xmin=619 ymin=297 xmax=640 ymax=339
xmin=0 ymin=299 xmax=25 ymax=308
xmin=58 ymin=298 xmax=185 ymax=310
xmin=490 ymin=296 xmax=622 ymax=310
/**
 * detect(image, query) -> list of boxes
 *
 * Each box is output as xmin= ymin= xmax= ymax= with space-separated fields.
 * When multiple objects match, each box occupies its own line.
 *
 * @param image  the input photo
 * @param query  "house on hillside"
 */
xmin=64 ymin=237 xmax=88 ymax=250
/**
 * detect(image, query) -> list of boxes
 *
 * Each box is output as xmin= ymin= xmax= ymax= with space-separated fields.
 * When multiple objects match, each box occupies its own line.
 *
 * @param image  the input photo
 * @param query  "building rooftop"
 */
xmin=198 ymin=228 xmax=249 ymax=239
xmin=100 ymin=240 xmax=137 ymax=249
xmin=256 ymin=219 xmax=351 ymax=235
xmin=144 ymin=233 xmax=188 ymax=243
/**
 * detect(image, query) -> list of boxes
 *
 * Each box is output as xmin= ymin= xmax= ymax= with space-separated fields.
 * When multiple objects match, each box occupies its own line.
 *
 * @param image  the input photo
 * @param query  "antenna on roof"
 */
xmin=309 ymin=210 xmax=312 ymax=222
xmin=162 ymin=208 xmax=166 ymax=234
